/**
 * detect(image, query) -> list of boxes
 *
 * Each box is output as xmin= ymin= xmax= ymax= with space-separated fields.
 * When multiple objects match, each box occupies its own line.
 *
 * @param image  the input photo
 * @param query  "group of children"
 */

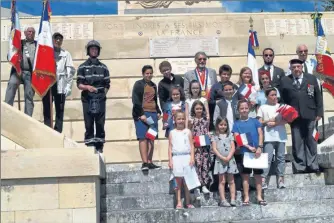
xmin=166 ymin=67 xmax=288 ymax=209
xmin=132 ymin=64 xmax=288 ymax=209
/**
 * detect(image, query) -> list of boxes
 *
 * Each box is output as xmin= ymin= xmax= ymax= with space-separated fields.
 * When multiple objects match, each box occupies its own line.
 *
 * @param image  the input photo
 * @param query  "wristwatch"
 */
xmin=258 ymin=145 xmax=263 ymax=149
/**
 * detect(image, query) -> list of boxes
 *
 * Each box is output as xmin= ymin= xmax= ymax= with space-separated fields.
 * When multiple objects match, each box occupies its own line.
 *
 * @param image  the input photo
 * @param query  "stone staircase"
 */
xmin=100 ymin=162 xmax=334 ymax=223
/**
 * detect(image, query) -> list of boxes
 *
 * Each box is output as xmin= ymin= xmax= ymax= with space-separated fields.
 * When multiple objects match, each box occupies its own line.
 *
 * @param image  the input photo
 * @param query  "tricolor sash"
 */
xmin=195 ymin=68 xmax=209 ymax=96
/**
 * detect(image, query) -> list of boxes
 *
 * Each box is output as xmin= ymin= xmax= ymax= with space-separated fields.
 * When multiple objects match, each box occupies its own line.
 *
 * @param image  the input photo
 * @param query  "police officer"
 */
xmin=77 ymin=40 xmax=110 ymax=153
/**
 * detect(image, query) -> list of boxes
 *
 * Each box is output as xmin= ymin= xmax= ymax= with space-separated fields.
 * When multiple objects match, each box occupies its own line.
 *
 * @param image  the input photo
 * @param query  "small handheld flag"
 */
xmin=239 ymin=84 xmax=253 ymax=99
xmin=313 ymin=128 xmax=320 ymax=141
xmin=276 ymin=104 xmax=299 ymax=123
xmin=235 ymin=132 xmax=253 ymax=147
xmin=145 ymin=127 xmax=158 ymax=141
xmin=193 ymin=135 xmax=211 ymax=147
xmin=162 ymin=112 xmax=169 ymax=122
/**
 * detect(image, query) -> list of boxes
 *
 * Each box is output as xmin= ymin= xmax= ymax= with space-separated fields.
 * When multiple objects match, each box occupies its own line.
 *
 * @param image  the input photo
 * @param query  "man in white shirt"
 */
xmin=286 ymin=44 xmax=317 ymax=76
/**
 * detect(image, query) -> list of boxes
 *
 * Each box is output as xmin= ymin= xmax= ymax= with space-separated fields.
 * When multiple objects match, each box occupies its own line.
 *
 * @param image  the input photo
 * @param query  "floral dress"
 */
xmin=191 ymin=117 xmax=212 ymax=187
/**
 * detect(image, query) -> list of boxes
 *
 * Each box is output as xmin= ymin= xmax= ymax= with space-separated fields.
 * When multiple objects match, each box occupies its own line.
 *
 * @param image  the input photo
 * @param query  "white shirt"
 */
xmin=257 ymin=104 xmax=287 ymax=142
xmin=226 ymin=100 xmax=234 ymax=130
xmin=55 ymin=49 xmax=76 ymax=95
xmin=263 ymin=64 xmax=274 ymax=80
xmin=171 ymin=101 xmax=182 ymax=112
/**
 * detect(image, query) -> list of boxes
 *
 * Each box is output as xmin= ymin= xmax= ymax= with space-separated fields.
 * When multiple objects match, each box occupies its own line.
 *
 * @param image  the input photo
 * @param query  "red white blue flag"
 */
xmin=193 ymin=135 xmax=211 ymax=147
xmin=7 ymin=0 xmax=22 ymax=76
xmin=247 ymin=30 xmax=260 ymax=87
xmin=239 ymin=84 xmax=253 ymax=99
xmin=145 ymin=128 xmax=158 ymax=141
xmin=313 ymin=128 xmax=320 ymax=141
xmin=235 ymin=132 xmax=252 ymax=147
xmin=31 ymin=0 xmax=56 ymax=98
xmin=313 ymin=12 xmax=334 ymax=97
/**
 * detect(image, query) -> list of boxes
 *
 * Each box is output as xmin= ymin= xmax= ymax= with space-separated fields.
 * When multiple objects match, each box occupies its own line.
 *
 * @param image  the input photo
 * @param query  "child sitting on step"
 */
xmin=168 ymin=111 xmax=196 ymax=209
xmin=212 ymin=116 xmax=239 ymax=207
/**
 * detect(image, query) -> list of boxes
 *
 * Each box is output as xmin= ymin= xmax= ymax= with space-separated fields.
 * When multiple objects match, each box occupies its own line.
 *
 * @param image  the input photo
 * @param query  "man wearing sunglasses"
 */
xmin=286 ymin=44 xmax=317 ymax=76
xmin=184 ymin=51 xmax=218 ymax=98
xmin=258 ymin=48 xmax=285 ymax=89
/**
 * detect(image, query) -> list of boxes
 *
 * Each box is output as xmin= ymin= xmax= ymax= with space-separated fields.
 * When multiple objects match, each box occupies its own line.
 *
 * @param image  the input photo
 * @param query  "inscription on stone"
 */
xmin=264 ymin=19 xmax=314 ymax=36
xmin=149 ymin=36 xmax=219 ymax=57
xmin=323 ymin=18 xmax=334 ymax=35
xmin=165 ymin=58 xmax=196 ymax=74
xmin=1 ymin=22 xmax=93 ymax=41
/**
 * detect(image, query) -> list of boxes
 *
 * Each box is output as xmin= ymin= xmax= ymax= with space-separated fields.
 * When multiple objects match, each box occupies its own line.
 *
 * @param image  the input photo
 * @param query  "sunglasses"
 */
xmin=298 ymin=50 xmax=308 ymax=53
xmin=264 ymin=54 xmax=273 ymax=57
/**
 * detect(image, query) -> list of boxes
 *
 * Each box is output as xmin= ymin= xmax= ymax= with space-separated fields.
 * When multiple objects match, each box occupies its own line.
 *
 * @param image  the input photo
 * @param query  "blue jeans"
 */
xmin=262 ymin=142 xmax=286 ymax=178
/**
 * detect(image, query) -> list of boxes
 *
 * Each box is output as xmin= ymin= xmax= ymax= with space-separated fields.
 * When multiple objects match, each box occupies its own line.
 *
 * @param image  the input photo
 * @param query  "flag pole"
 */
xmin=17 ymin=86 xmax=21 ymax=110
xmin=50 ymin=88 xmax=53 ymax=129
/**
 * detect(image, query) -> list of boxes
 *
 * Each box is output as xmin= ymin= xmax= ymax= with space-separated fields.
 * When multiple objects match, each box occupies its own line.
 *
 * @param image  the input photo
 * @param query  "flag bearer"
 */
xmin=77 ymin=40 xmax=110 ymax=153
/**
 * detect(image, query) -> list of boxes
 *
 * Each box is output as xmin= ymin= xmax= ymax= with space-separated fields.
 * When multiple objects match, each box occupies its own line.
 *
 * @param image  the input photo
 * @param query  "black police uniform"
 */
xmin=77 ymin=58 xmax=110 ymax=151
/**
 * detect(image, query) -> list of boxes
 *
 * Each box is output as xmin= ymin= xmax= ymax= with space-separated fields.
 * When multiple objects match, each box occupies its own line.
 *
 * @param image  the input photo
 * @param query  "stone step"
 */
xmin=101 ymin=185 xmax=334 ymax=211
xmin=228 ymin=215 xmax=334 ymax=223
xmin=101 ymin=199 xmax=334 ymax=223
xmin=103 ymin=169 xmax=325 ymax=189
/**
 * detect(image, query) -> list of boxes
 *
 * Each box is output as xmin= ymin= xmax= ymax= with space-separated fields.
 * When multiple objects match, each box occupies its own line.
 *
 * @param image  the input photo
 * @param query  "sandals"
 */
xmin=175 ymin=204 xmax=183 ymax=209
xmin=258 ymin=200 xmax=267 ymax=206
xmin=186 ymin=204 xmax=195 ymax=209
xmin=242 ymin=201 xmax=250 ymax=206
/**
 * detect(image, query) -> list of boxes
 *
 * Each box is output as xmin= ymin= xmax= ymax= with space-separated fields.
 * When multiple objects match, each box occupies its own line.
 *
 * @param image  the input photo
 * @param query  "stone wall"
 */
xmin=1 ymin=13 xmax=334 ymax=163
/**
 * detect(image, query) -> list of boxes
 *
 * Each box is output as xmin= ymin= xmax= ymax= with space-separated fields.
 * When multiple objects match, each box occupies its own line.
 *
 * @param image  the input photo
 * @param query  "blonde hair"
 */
xmin=237 ymin=67 xmax=255 ymax=86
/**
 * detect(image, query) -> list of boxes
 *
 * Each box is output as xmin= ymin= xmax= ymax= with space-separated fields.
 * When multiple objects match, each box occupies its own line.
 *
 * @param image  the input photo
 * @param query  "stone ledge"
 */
xmin=1 ymin=148 xmax=105 ymax=180
xmin=1 ymin=101 xmax=79 ymax=149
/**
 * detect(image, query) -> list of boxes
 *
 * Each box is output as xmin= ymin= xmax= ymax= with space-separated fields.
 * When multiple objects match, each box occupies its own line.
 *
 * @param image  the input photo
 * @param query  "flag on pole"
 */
xmin=313 ymin=12 xmax=334 ymax=96
xmin=7 ymin=0 xmax=22 ymax=76
xmin=31 ymin=0 xmax=56 ymax=98
xmin=247 ymin=29 xmax=260 ymax=87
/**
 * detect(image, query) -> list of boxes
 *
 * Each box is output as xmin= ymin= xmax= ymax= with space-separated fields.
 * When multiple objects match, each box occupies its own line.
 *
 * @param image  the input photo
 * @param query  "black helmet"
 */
xmin=86 ymin=40 xmax=101 ymax=56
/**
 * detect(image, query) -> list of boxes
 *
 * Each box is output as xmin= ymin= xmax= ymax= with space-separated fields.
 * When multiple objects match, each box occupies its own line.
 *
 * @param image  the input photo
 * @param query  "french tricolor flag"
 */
xmin=313 ymin=128 xmax=320 ymax=141
xmin=247 ymin=30 xmax=260 ymax=88
xmin=31 ymin=0 xmax=56 ymax=98
xmin=193 ymin=135 xmax=211 ymax=147
xmin=145 ymin=128 xmax=158 ymax=141
xmin=239 ymin=84 xmax=253 ymax=99
xmin=235 ymin=132 xmax=253 ymax=147
xmin=7 ymin=0 xmax=22 ymax=76
xmin=162 ymin=112 xmax=169 ymax=122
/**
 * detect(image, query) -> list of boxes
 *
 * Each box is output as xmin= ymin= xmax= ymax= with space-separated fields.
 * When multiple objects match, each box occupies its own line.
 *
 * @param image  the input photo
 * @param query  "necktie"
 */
xmin=295 ymin=77 xmax=301 ymax=89
xmin=303 ymin=62 xmax=308 ymax=74
xmin=267 ymin=66 xmax=272 ymax=82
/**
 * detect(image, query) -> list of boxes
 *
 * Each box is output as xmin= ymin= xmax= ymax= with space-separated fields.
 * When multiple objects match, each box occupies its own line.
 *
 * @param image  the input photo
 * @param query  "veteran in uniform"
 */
xmin=77 ymin=40 xmax=110 ymax=153
xmin=280 ymin=59 xmax=323 ymax=174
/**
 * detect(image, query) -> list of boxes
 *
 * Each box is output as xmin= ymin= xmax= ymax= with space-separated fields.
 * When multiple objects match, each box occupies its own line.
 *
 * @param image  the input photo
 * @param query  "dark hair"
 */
xmin=262 ymin=47 xmax=275 ymax=56
xmin=237 ymin=99 xmax=250 ymax=110
xmin=170 ymin=85 xmax=185 ymax=101
xmin=237 ymin=67 xmax=255 ymax=86
xmin=190 ymin=100 xmax=207 ymax=118
xmin=189 ymin=80 xmax=201 ymax=98
xmin=142 ymin=65 xmax=153 ymax=74
xmin=222 ymin=80 xmax=234 ymax=90
xmin=265 ymin=87 xmax=277 ymax=97
xmin=215 ymin=116 xmax=230 ymax=136
xmin=219 ymin=64 xmax=232 ymax=75
xmin=159 ymin=61 xmax=172 ymax=71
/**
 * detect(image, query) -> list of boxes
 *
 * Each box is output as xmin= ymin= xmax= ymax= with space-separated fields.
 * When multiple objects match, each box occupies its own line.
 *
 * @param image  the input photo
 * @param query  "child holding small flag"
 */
xmin=168 ymin=111 xmax=196 ymax=209
xmin=232 ymin=99 xmax=267 ymax=206
xmin=212 ymin=116 xmax=238 ymax=207
xmin=185 ymin=80 xmax=210 ymax=128
xmin=257 ymin=88 xmax=287 ymax=189
xmin=236 ymin=67 xmax=258 ymax=118
xmin=189 ymin=100 xmax=212 ymax=195
xmin=163 ymin=86 xmax=185 ymax=137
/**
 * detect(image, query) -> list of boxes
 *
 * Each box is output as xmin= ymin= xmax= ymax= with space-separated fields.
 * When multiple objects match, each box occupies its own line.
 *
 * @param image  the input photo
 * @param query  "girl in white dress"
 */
xmin=168 ymin=111 xmax=195 ymax=209
xmin=185 ymin=80 xmax=210 ymax=128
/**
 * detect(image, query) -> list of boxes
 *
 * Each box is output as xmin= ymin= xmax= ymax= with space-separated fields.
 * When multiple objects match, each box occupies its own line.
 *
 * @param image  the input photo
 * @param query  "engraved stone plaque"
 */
xmin=264 ymin=19 xmax=313 ymax=36
xmin=149 ymin=36 xmax=219 ymax=57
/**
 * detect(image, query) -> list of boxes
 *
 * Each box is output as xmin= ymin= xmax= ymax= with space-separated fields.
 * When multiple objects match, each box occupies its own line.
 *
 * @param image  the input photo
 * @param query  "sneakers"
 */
xmin=262 ymin=182 xmax=268 ymax=190
xmin=202 ymin=186 xmax=210 ymax=194
xmin=278 ymin=181 xmax=286 ymax=189
xmin=194 ymin=188 xmax=201 ymax=200
xmin=141 ymin=163 xmax=149 ymax=171
xmin=148 ymin=163 xmax=162 ymax=170
xmin=219 ymin=200 xmax=231 ymax=207
xmin=230 ymin=200 xmax=236 ymax=207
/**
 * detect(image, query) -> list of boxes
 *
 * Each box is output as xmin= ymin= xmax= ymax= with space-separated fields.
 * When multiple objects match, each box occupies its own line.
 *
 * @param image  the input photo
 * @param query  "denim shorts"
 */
xmin=134 ymin=111 xmax=158 ymax=140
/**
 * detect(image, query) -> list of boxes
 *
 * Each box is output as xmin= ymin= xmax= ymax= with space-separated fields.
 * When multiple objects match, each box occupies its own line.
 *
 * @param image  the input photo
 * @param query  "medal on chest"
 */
xmin=195 ymin=68 xmax=208 ymax=96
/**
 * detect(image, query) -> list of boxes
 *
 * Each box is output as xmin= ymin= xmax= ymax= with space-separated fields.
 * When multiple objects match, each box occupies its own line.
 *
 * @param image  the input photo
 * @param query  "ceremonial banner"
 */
xmin=247 ymin=30 xmax=260 ymax=87
xmin=7 ymin=0 xmax=21 ymax=76
xmin=31 ymin=0 xmax=56 ymax=98
xmin=313 ymin=12 xmax=334 ymax=96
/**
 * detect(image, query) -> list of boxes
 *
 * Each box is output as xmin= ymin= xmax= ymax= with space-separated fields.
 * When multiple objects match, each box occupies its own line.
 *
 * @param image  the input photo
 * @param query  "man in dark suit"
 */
xmin=258 ymin=48 xmax=285 ymax=88
xmin=280 ymin=59 xmax=323 ymax=174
